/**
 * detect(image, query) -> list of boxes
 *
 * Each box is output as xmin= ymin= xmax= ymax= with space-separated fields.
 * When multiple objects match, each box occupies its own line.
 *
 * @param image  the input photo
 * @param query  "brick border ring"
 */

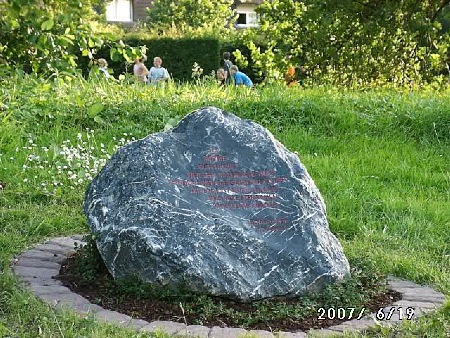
xmin=12 ymin=235 xmax=447 ymax=338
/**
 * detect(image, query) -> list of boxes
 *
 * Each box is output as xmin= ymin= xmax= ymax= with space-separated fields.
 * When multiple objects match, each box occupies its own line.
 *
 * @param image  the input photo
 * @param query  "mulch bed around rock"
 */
xmin=56 ymin=255 xmax=402 ymax=332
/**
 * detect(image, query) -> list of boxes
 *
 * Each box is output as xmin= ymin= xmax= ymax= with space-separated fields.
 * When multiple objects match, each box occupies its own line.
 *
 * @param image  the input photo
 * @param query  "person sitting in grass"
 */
xmin=216 ymin=68 xmax=227 ymax=87
xmin=97 ymin=58 xmax=110 ymax=79
xmin=149 ymin=56 xmax=170 ymax=86
xmin=229 ymin=65 xmax=253 ymax=88
xmin=97 ymin=58 xmax=119 ymax=82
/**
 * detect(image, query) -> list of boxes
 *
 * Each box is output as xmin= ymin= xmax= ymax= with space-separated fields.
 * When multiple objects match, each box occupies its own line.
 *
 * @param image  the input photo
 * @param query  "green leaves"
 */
xmin=40 ymin=19 xmax=54 ymax=31
xmin=110 ymin=47 xmax=119 ymax=62
xmin=0 ymin=0 xmax=105 ymax=75
xmin=146 ymin=0 xmax=236 ymax=33
xmin=110 ymin=42 xmax=143 ymax=63
xmin=88 ymin=102 xmax=105 ymax=125
xmin=87 ymin=102 xmax=104 ymax=117
xmin=241 ymin=0 xmax=450 ymax=88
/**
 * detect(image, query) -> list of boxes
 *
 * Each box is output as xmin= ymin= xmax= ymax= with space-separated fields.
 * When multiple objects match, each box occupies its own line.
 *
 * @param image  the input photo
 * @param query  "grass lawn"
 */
xmin=0 ymin=75 xmax=449 ymax=337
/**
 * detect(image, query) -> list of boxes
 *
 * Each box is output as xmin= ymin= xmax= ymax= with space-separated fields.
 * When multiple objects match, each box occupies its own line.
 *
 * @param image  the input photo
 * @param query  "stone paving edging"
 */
xmin=11 ymin=235 xmax=447 ymax=338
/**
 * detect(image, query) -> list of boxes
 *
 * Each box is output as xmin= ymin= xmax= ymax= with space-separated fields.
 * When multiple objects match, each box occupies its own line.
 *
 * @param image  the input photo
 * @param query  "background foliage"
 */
xmin=2 ymin=1 xmax=450 ymax=84
xmin=235 ymin=0 xmax=450 ymax=87
xmin=146 ymin=0 xmax=237 ymax=33
xmin=0 ymin=0 xmax=107 ymax=74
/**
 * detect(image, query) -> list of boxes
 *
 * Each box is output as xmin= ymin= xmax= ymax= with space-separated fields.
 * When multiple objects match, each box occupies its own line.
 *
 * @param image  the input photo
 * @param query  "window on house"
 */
xmin=106 ymin=0 xmax=133 ymax=22
xmin=236 ymin=11 xmax=259 ymax=28
xmin=237 ymin=13 xmax=247 ymax=25
xmin=247 ymin=12 xmax=259 ymax=26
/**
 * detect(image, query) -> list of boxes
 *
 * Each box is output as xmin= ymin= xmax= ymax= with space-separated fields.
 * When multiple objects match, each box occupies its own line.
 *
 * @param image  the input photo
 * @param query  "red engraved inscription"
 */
xmin=170 ymin=150 xmax=290 ymax=231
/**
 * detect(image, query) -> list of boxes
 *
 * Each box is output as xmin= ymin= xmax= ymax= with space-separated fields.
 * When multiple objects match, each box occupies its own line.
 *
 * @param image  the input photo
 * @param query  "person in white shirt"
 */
xmin=149 ymin=57 xmax=170 ymax=86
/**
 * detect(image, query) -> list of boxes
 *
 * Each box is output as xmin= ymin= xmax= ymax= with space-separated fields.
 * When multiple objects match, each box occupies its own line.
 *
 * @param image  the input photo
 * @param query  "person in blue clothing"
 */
xmin=149 ymin=56 xmax=170 ymax=86
xmin=229 ymin=65 xmax=253 ymax=88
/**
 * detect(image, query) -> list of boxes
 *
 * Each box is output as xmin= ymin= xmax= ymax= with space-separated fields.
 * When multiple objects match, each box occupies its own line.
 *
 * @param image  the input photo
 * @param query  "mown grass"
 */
xmin=0 ymin=74 xmax=449 ymax=337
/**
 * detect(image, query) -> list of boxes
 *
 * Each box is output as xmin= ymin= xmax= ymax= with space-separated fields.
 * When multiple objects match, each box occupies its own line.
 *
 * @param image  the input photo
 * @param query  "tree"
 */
xmin=146 ymin=0 xmax=236 ymax=33
xmin=239 ymin=0 xmax=450 ymax=87
xmin=0 ymin=0 xmax=107 ymax=74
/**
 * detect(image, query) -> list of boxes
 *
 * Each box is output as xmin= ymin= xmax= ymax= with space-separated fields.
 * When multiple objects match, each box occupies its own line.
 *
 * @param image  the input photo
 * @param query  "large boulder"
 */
xmin=84 ymin=106 xmax=350 ymax=301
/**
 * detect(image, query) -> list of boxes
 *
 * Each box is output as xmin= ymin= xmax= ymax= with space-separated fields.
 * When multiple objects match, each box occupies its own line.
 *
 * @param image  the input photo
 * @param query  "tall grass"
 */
xmin=0 ymin=74 xmax=449 ymax=337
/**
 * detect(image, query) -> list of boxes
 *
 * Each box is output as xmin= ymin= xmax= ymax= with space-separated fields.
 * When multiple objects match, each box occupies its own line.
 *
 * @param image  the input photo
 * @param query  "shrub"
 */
xmin=0 ymin=0 xmax=105 ymax=75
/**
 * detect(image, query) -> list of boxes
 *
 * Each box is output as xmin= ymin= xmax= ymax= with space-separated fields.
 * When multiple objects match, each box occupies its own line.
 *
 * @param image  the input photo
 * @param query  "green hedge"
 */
xmin=92 ymin=37 xmax=221 ymax=82
xmin=85 ymin=35 xmax=264 ymax=83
